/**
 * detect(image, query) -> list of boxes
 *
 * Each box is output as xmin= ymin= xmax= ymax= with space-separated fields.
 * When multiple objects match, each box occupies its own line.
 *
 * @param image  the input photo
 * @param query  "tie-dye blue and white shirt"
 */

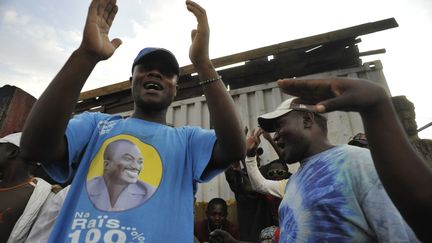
xmin=279 ymin=145 xmax=419 ymax=243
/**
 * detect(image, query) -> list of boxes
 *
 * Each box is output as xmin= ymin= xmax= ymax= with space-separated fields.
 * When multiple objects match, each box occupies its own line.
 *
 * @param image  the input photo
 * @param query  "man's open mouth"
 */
xmin=124 ymin=169 xmax=139 ymax=177
xmin=143 ymin=82 xmax=163 ymax=90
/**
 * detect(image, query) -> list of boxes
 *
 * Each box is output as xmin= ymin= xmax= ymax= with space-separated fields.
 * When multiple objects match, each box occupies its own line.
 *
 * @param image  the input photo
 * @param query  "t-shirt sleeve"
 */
xmin=44 ymin=112 xmax=109 ymax=183
xmin=186 ymin=126 xmax=217 ymax=182
xmin=360 ymin=180 xmax=419 ymax=242
xmin=347 ymin=147 xmax=419 ymax=242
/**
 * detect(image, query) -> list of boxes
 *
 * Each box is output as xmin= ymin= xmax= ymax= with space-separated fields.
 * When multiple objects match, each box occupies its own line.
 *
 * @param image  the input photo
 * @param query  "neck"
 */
xmin=0 ymin=160 xmax=31 ymax=188
xmin=131 ymin=106 xmax=167 ymax=124
xmin=305 ymin=136 xmax=334 ymax=159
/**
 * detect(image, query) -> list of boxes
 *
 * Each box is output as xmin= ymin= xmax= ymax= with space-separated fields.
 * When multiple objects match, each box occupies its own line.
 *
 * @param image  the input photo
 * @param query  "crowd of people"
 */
xmin=1 ymin=0 xmax=432 ymax=242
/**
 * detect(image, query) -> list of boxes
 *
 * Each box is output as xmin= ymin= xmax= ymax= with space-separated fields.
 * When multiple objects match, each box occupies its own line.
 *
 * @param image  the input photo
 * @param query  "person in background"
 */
xmin=25 ymin=185 xmax=70 ymax=243
xmin=348 ymin=132 xmax=368 ymax=148
xmin=0 ymin=132 xmax=54 ymax=243
xmin=244 ymin=128 xmax=289 ymax=199
xmin=195 ymin=198 xmax=239 ymax=243
xmin=225 ymin=128 xmax=275 ymax=242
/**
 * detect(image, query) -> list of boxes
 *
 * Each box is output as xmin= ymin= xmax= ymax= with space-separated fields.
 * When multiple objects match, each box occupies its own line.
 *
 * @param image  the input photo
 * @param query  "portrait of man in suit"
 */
xmin=87 ymin=139 xmax=155 ymax=211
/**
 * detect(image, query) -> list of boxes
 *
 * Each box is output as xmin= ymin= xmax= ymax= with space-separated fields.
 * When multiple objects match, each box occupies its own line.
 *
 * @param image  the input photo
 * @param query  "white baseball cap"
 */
xmin=0 ymin=132 xmax=22 ymax=147
xmin=258 ymin=98 xmax=326 ymax=132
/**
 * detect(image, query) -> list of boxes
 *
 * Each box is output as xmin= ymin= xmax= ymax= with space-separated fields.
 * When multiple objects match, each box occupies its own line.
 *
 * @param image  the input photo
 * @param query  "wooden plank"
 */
xmin=79 ymin=80 xmax=130 ymax=101
xmin=77 ymin=18 xmax=397 ymax=101
xmin=180 ymin=18 xmax=397 ymax=75
xmin=359 ymin=48 xmax=386 ymax=56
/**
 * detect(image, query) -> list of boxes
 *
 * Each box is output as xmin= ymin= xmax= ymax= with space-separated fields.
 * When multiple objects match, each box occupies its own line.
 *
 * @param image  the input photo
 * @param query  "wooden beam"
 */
xmin=78 ymin=18 xmax=398 ymax=101
xmin=359 ymin=48 xmax=386 ymax=56
xmin=79 ymin=80 xmax=130 ymax=101
xmin=180 ymin=18 xmax=397 ymax=75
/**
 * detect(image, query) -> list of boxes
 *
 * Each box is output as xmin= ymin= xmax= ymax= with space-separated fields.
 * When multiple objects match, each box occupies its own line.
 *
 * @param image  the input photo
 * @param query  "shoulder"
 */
xmin=179 ymin=125 xmax=214 ymax=135
xmin=87 ymin=177 xmax=105 ymax=195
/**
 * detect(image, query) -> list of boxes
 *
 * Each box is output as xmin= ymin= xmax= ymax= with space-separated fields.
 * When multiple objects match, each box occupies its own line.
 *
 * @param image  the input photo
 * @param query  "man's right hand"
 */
xmin=277 ymin=77 xmax=388 ymax=115
xmin=79 ymin=0 xmax=122 ymax=61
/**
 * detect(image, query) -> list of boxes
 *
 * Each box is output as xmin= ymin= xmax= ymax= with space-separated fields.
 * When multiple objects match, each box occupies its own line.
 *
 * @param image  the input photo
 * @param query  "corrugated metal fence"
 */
xmin=117 ymin=60 xmax=389 ymax=204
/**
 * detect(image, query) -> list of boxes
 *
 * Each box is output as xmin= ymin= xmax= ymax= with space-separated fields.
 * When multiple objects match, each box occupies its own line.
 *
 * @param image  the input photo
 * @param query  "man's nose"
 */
xmin=146 ymin=70 xmax=162 ymax=79
xmin=132 ymin=160 xmax=142 ymax=168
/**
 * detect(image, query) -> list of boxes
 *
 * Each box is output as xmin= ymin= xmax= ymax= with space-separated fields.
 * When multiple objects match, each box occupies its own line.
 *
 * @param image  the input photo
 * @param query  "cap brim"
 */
xmin=133 ymin=48 xmax=180 ymax=76
xmin=258 ymin=109 xmax=293 ymax=132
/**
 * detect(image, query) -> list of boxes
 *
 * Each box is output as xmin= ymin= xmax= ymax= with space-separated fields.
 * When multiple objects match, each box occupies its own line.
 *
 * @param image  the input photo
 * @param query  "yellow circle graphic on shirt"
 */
xmin=86 ymin=134 xmax=162 ymax=187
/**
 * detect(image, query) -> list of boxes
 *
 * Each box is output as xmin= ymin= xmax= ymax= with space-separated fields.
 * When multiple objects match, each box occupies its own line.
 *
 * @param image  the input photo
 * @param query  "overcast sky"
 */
xmin=1 ymin=0 xmax=431 ymax=138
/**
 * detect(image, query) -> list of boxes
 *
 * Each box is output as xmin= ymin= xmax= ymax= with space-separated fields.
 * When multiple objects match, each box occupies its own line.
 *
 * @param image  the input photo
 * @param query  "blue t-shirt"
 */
xmin=45 ymin=112 xmax=218 ymax=243
xmin=279 ymin=145 xmax=418 ymax=243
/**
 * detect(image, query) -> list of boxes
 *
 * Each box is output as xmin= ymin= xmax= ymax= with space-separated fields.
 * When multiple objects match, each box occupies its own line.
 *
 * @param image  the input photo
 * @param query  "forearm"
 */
xmin=245 ymin=156 xmax=285 ymax=198
xmin=360 ymin=95 xmax=432 ymax=235
xmin=196 ymin=62 xmax=246 ymax=167
xmin=21 ymin=48 xmax=99 ymax=162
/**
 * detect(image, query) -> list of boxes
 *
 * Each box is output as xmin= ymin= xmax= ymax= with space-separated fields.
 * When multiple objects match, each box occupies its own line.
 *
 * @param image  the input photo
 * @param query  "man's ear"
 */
xmin=129 ymin=76 xmax=132 ymax=84
xmin=103 ymin=160 xmax=111 ymax=170
xmin=303 ymin=112 xmax=314 ymax=129
xmin=173 ymin=76 xmax=179 ymax=97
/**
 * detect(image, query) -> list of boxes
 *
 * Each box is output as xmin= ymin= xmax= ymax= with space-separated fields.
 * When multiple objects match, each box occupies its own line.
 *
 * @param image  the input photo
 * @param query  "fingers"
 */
xmin=88 ymin=0 xmax=99 ymax=18
xmin=186 ymin=0 xmax=209 ymax=28
xmin=111 ymin=38 xmax=122 ymax=49
xmin=277 ymin=78 xmax=336 ymax=103
xmin=106 ymin=4 xmax=118 ymax=27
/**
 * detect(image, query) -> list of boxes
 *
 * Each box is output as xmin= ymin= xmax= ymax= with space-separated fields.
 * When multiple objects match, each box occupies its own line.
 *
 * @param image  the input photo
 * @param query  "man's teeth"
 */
xmin=144 ymin=83 xmax=161 ymax=90
xmin=125 ymin=170 xmax=138 ymax=177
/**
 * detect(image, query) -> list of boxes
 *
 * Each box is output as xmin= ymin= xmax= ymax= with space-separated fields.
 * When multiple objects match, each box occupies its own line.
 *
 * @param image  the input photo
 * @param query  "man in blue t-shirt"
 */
xmin=20 ymin=0 xmax=245 ymax=242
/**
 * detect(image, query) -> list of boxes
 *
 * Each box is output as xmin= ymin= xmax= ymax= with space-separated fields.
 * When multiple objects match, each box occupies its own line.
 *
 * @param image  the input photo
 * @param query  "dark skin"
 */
xmin=276 ymin=77 xmax=432 ymax=242
xmin=207 ymin=204 xmax=227 ymax=230
xmin=20 ymin=0 xmax=245 ymax=176
xmin=271 ymin=111 xmax=333 ymax=165
xmin=0 ymin=143 xmax=34 ymax=243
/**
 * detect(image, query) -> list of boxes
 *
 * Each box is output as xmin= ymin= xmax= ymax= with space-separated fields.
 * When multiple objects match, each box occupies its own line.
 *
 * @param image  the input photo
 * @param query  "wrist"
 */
xmin=246 ymin=150 xmax=257 ymax=158
xmin=193 ymin=60 xmax=214 ymax=72
xmin=74 ymin=47 xmax=101 ymax=65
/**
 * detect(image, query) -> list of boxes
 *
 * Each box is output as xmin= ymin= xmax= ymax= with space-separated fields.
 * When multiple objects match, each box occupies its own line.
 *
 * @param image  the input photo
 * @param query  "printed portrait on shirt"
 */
xmin=86 ymin=135 xmax=162 ymax=212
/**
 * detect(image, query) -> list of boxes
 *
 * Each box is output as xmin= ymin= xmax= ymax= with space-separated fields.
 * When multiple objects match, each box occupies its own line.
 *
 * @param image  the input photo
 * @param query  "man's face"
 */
xmin=272 ymin=112 xmax=310 ymax=164
xmin=207 ymin=204 xmax=227 ymax=229
xmin=131 ymin=55 xmax=178 ymax=111
xmin=105 ymin=142 xmax=143 ymax=185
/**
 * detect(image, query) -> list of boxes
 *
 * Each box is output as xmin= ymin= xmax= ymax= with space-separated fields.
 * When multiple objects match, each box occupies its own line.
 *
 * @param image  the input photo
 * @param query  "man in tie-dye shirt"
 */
xmin=257 ymin=98 xmax=419 ymax=242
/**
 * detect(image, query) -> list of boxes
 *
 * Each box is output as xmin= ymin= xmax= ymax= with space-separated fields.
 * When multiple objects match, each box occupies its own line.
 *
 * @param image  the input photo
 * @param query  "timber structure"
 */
xmin=75 ymin=18 xmax=398 ymax=114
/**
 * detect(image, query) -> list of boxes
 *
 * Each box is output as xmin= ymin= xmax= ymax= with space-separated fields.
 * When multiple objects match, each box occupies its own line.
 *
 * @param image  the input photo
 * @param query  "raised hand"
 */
xmin=80 ymin=0 xmax=122 ymax=61
xmin=186 ymin=0 xmax=210 ymax=67
xmin=246 ymin=128 xmax=262 ymax=157
xmin=277 ymin=77 xmax=388 ymax=114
